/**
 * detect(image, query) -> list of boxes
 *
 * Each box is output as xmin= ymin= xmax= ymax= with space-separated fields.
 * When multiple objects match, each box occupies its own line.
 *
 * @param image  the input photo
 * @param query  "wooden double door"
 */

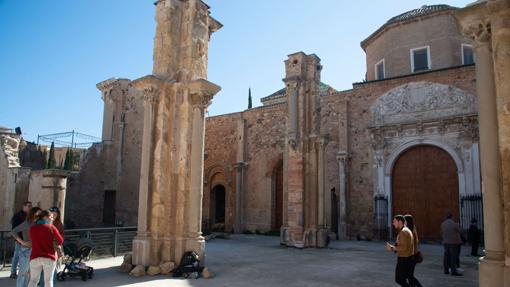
xmin=392 ymin=145 xmax=459 ymax=241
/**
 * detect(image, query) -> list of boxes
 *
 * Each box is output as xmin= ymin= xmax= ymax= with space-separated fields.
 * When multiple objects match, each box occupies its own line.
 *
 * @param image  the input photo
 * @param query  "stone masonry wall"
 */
xmin=320 ymin=64 xmax=476 ymax=239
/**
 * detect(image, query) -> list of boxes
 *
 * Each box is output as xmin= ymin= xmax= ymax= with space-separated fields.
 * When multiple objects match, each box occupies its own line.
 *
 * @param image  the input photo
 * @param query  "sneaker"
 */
xmin=9 ymin=273 xmax=17 ymax=279
xmin=456 ymin=267 xmax=464 ymax=273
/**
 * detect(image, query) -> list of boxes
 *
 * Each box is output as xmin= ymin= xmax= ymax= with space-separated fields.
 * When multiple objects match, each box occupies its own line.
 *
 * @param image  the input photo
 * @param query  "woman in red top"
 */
xmin=27 ymin=210 xmax=63 ymax=287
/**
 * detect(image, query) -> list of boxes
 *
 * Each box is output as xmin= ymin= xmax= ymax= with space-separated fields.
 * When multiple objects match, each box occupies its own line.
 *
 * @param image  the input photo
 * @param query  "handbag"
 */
xmin=415 ymin=251 xmax=424 ymax=263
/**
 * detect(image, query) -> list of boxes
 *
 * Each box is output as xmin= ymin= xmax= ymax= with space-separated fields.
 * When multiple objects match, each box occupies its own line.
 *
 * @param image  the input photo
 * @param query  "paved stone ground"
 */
xmin=0 ymin=235 xmax=479 ymax=286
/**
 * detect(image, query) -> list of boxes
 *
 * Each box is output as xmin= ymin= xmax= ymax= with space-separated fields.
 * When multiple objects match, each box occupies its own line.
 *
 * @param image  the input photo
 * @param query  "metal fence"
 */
xmin=1 ymin=226 xmax=137 ymax=270
xmin=373 ymin=195 xmax=389 ymax=240
xmin=460 ymin=194 xmax=484 ymax=240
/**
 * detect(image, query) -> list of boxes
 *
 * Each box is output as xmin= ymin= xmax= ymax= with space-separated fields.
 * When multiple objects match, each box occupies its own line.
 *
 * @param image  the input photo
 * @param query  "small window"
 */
xmin=410 ymin=46 xmax=430 ymax=72
xmin=462 ymin=44 xmax=474 ymax=65
xmin=375 ymin=59 xmax=385 ymax=80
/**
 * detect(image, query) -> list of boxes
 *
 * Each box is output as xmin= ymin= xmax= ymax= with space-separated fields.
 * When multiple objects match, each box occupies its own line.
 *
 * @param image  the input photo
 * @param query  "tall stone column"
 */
xmin=336 ymin=151 xmax=348 ymax=240
xmin=131 ymin=0 xmax=221 ymax=267
xmin=456 ymin=3 xmax=506 ymax=286
xmin=281 ymin=52 xmax=328 ymax=248
xmin=488 ymin=0 xmax=510 ymax=282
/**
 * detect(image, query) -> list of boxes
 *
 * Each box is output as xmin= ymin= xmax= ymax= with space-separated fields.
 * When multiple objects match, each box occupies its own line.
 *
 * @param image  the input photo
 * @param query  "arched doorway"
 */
xmin=272 ymin=162 xmax=283 ymax=231
xmin=392 ymin=145 xmax=459 ymax=240
xmin=210 ymin=185 xmax=226 ymax=230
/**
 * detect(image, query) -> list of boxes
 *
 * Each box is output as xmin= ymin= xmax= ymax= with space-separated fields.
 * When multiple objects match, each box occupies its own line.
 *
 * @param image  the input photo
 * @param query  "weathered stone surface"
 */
xmin=119 ymin=262 xmax=134 ymax=273
xmin=131 ymin=0 xmax=221 ymax=267
xmin=129 ymin=265 xmax=146 ymax=277
xmin=123 ymin=253 xmax=132 ymax=265
xmin=159 ymin=261 xmax=175 ymax=275
xmin=147 ymin=266 xmax=161 ymax=276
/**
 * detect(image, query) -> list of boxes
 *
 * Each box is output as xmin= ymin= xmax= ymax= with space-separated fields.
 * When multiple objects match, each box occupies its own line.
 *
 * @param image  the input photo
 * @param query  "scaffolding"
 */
xmin=37 ymin=130 xmax=101 ymax=148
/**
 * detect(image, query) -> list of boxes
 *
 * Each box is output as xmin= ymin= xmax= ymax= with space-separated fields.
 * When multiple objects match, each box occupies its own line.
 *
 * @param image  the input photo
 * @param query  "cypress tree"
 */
xmin=63 ymin=148 xmax=70 ymax=170
xmin=248 ymin=88 xmax=253 ymax=109
xmin=48 ymin=142 xmax=56 ymax=169
xmin=68 ymin=148 xmax=75 ymax=171
xmin=41 ymin=147 xmax=48 ymax=169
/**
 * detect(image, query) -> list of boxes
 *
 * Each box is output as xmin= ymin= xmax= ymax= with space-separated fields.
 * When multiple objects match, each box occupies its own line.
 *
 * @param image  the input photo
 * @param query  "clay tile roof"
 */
xmin=361 ymin=4 xmax=458 ymax=49
xmin=260 ymin=82 xmax=334 ymax=104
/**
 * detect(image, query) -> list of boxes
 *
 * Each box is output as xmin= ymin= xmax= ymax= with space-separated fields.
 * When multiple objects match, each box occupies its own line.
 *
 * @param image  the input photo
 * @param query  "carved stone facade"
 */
xmin=369 ymin=82 xmax=480 ymax=236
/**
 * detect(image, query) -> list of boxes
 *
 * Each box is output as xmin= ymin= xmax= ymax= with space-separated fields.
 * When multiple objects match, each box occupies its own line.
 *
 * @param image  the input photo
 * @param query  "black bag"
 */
xmin=415 ymin=251 xmax=424 ymax=263
xmin=172 ymin=251 xmax=204 ymax=278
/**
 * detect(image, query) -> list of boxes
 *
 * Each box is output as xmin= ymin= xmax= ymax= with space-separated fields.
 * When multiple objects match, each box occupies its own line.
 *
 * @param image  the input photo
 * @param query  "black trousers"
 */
xmin=443 ymin=244 xmax=460 ymax=273
xmin=471 ymin=241 xmax=480 ymax=256
xmin=409 ymin=256 xmax=423 ymax=287
xmin=395 ymin=256 xmax=413 ymax=287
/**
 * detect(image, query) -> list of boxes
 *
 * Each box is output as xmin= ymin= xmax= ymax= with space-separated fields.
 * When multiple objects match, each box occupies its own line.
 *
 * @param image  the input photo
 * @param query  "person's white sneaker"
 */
xmin=456 ymin=267 xmax=464 ymax=273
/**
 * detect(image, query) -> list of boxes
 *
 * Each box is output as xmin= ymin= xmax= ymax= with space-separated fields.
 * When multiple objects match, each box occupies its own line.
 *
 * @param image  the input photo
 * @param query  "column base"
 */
xmin=280 ymin=226 xmax=329 ymax=248
xmin=132 ymin=235 xmax=205 ymax=267
xmin=280 ymin=226 xmax=304 ymax=248
xmin=479 ymin=251 xmax=505 ymax=287
xmin=337 ymin=222 xmax=348 ymax=240
xmin=132 ymin=236 xmax=151 ymax=266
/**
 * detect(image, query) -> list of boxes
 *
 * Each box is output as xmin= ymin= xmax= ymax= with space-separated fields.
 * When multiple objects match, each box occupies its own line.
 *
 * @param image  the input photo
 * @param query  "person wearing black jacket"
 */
xmin=9 ymin=201 xmax=32 ymax=279
xmin=468 ymin=218 xmax=481 ymax=257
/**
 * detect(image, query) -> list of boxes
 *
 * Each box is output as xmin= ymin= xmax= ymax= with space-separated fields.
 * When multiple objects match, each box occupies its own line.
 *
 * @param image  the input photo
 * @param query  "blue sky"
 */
xmin=0 ymin=0 xmax=472 ymax=142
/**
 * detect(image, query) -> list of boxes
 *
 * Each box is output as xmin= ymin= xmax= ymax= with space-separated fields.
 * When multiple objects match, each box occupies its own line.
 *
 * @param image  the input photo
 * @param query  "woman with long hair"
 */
xmin=11 ymin=207 xmax=41 ymax=287
xmin=404 ymin=214 xmax=423 ymax=287
xmin=27 ymin=210 xmax=63 ymax=287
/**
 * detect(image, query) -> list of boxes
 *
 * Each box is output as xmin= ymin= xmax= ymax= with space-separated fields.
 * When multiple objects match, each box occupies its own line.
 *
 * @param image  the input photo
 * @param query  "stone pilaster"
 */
xmin=132 ymin=0 xmax=221 ymax=267
xmin=336 ymin=151 xmax=348 ymax=240
xmin=233 ymin=162 xmax=246 ymax=233
xmin=97 ymin=78 xmax=120 ymax=142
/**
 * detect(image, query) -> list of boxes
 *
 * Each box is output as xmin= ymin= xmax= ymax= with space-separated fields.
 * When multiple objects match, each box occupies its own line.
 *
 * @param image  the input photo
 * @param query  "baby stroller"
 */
xmin=56 ymin=238 xmax=95 ymax=281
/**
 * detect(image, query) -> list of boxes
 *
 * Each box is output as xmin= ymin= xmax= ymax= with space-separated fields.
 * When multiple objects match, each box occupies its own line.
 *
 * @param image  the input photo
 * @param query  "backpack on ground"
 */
xmin=172 ymin=251 xmax=204 ymax=278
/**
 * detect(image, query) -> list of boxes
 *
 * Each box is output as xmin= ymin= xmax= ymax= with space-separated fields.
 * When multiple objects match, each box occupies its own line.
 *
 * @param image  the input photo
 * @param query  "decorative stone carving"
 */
xmin=97 ymin=78 xmax=120 ymax=103
xmin=461 ymin=19 xmax=492 ymax=45
xmin=371 ymin=82 xmax=477 ymax=126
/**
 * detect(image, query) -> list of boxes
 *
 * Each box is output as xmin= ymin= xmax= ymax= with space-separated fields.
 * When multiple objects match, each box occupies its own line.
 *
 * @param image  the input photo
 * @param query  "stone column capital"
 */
xmin=336 ymin=151 xmax=348 ymax=165
xmin=455 ymin=2 xmax=492 ymax=47
xmin=233 ymin=161 xmax=247 ymax=171
xmin=188 ymin=78 xmax=221 ymax=109
xmin=97 ymin=78 xmax=120 ymax=103
xmin=283 ymin=77 xmax=301 ymax=88
xmin=131 ymin=75 xmax=163 ymax=104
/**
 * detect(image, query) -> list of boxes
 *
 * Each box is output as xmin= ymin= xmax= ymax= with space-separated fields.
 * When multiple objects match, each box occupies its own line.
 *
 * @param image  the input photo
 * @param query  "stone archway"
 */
xmin=391 ymin=145 xmax=459 ymax=240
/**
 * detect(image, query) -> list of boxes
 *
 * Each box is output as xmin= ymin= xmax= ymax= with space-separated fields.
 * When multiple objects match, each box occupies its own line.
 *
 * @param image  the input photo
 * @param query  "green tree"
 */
xmin=47 ymin=142 xmax=56 ymax=169
xmin=63 ymin=148 xmax=75 ymax=171
xmin=248 ymin=88 xmax=253 ymax=109
xmin=39 ymin=146 xmax=48 ymax=170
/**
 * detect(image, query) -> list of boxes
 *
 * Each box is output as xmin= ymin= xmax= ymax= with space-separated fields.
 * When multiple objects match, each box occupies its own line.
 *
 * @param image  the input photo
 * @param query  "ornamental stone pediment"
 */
xmin=371 ymin=81 xmax=477 ymax=126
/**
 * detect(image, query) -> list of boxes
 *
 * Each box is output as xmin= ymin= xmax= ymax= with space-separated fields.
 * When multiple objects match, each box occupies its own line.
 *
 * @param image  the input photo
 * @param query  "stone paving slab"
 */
xmin=0 ymin=235 xmax=479 ymax=286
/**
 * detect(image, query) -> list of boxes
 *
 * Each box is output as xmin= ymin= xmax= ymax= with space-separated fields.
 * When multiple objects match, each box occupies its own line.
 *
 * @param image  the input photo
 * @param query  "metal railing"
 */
xmin=1 ymin=226 xmax=137 ymax=270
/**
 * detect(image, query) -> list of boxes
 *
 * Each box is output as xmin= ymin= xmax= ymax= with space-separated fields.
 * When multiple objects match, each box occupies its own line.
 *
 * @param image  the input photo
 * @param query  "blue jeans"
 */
xmin=16 ymin=247 xmax=31 ymax=287
xmin=11 ymin=242 xmax=21 ymax=274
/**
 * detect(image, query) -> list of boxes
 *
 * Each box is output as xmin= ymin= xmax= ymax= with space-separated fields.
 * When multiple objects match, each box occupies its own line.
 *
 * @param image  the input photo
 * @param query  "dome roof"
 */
xmin=361 ymin=4 xmax=458 ymax=49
